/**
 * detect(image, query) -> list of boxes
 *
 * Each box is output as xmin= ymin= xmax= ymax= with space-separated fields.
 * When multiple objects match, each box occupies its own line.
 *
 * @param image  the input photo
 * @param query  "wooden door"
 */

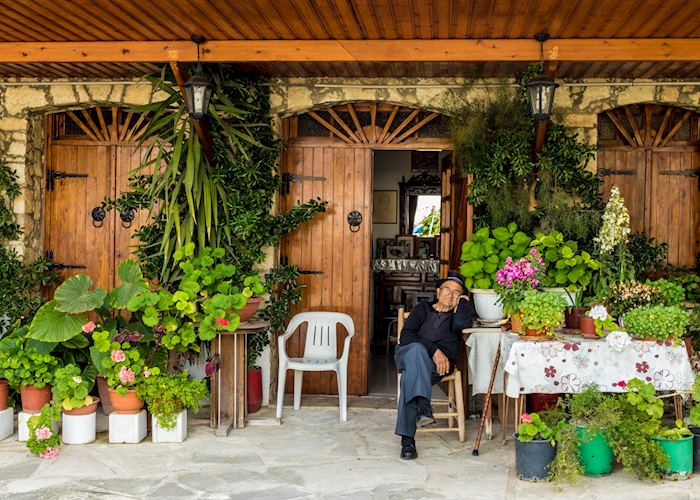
xmin=280 ymin=145 xmax=372 ymax=396
xmin=440 ymin=155 xmax=472 ymax=276
xmin=597 ymin=149 xmax=647 ymax=233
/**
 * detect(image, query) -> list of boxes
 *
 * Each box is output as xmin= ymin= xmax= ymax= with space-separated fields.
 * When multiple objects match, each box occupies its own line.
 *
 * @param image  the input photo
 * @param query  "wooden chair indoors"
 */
xmin=396 ymin=306 xmax=466 ymax=442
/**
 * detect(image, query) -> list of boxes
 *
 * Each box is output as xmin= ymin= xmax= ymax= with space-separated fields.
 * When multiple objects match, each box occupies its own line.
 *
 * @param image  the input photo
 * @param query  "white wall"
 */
xmin=372 ymin=151 xmax=412 ymax=251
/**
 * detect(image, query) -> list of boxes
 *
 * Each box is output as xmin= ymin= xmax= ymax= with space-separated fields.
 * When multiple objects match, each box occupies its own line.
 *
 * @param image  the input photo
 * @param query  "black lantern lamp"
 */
xmin=526 ymin=33 xmax=559 ymax=122
xmin=183 ymin=35 xmax=212 ymax=120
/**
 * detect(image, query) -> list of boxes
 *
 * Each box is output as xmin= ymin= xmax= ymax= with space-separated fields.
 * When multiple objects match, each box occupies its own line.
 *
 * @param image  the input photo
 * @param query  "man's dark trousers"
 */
xmin=394 ymin=342 xmax=446 ymax=437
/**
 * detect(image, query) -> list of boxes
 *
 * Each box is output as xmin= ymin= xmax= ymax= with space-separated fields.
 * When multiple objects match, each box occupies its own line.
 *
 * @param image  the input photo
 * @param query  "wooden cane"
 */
xmin=472 ymin=340 xmax=501 ymax=456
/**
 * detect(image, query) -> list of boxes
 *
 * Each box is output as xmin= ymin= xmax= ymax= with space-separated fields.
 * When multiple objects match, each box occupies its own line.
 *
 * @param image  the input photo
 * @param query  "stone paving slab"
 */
xmin=0 ymin=406 xmax=699 ymax=499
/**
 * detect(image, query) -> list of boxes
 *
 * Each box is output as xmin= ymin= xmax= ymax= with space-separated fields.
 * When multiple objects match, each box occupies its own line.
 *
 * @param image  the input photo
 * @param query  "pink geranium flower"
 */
xmin=82 ymin=321 xmax=96 ymax=333
xmin=111 ymin=349 xmax=126 ymax=363
xmin=216 ymin=316 xmax=230 ymax=327
xmin=38 ymin=447 xmax=59 ymax=459
xmin=34 ymin=426 xmax=52 ymax=441
xmin=143 ymin=369 xmax=151 ymax=378
xmin=521 ymin=413 xmax=533 ymax=424
xmin=118 ymin=365 xmax=135 ymax=384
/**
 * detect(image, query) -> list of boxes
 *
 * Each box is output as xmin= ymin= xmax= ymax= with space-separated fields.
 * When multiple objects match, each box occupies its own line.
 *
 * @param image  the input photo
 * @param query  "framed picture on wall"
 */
xmin=386 ymin=245 xmax=406 ymax=259
xmin=417 ymin=238 xmax=434 ymax=259
xmin=396 ymin=235 xmax=415 ymax=258
xmin=373 ymin=190 xmax=398 ymax=224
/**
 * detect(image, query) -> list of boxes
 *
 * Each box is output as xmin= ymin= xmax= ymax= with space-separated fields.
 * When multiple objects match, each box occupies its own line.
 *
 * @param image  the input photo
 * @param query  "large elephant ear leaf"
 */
xmin=108 ymin=260 xmax=150 ymax=309
xmin=54 ymin=274 xmax=106 ymax=313
xmin=28 ymin=300 xmax=87 ymax=342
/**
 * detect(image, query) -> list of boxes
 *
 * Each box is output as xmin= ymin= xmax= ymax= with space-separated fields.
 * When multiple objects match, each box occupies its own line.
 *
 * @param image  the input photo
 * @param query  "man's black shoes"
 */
xmin=400 ymin=436 xmax=417 ymax=460
xmin=416 ymin=403 xmax=435 ymax=428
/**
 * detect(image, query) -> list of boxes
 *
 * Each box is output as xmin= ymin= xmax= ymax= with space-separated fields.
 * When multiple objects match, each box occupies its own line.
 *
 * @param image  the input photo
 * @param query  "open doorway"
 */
xmin=368 ymin=150 xmax=451 ymax=397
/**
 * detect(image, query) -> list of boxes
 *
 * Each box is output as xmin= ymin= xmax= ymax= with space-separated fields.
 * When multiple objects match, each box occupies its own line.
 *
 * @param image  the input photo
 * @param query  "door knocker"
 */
xmin=91 ymin=206 xmax=106 ymax=228
xmin=347 ymin=210 xmax=362 ymax=233
xmin=119 ymin=208 xmax=135 ymax=228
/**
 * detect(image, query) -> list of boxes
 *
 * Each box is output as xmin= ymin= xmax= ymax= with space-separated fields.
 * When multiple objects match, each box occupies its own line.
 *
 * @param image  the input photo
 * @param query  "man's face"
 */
xmin=436 ymin=280 xmax=463 ymax=309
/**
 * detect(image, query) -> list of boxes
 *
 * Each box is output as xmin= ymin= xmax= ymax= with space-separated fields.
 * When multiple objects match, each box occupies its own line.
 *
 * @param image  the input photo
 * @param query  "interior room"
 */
xmin=367 ymin=149 xmax=450 ymax=396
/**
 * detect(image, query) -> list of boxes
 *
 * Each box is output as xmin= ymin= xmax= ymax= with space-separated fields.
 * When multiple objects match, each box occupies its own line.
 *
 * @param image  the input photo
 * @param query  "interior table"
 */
xmin=210 ymin=319 xmax=269 ymax=436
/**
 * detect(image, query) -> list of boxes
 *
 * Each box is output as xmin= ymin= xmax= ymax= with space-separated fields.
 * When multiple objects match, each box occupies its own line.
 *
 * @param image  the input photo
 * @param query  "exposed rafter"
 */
xmin=61 ymin=106 xmax=149 ymax=143
xmin=603 ymin=104 xmax=697 ymax=148
xmin=1 ymin=39 xmax=700 ymax=63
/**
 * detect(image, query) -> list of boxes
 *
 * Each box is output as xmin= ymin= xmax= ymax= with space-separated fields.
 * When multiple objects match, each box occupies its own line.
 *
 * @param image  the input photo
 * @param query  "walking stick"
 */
xmin=472 ymin=340 xmax=501 ymax=456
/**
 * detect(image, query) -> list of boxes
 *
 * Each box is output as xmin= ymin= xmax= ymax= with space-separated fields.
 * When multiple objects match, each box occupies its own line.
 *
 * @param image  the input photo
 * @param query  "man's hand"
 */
xmin=433 ymin=348 xmax=450 ymax=376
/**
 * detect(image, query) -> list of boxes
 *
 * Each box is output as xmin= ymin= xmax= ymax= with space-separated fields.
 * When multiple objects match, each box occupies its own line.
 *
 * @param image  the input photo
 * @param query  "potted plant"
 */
xmin=460 ymin=223 xmax=532 ymax=321
xmin=1 ymin=344 xmax=58 ymax=413
xmin=25 ymin=403 xmax=60 ymax=459
xmin=0 ymin=349 xmax=9 ymax=411
xmin=653 ymin=421 xmax=694 ymax=480
xmin=92 ymin=330 xmax=153 ymax=414
xmin=602 ymin=280 xmax=662 ymax=320
xmin=687 ymin=375 xmax=700 ymax=473
xmin=519 ymin=291 xmax=566 ymax=337
xmin=52 ymin=364 xmax=99 ymax=444
xmin=580 ymin=305 xmax=617 ymax=339
xmin=136 ymin=370 xmax=208 ymax=443
xmin=623 ymin=305 xmax=689 ymax=341
xmin=514 ymin=411 xmax=564 ymax=481
xmin=530 ymin=230 xmax=601 ymax=308
xmin=494 ymin=249 xmax=545 ymax=333
xmin=647 ymin=278 xmax=685 ymax=306
xmin=239 ymin=274 xmax=267 ymax=324
xmin=247 ymin=330 xmax=269 ymax=413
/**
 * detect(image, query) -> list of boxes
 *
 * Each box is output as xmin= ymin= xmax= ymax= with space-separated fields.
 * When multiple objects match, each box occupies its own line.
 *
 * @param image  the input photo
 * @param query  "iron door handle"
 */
xmin=348 ymin=210 xmax=362 ymax=232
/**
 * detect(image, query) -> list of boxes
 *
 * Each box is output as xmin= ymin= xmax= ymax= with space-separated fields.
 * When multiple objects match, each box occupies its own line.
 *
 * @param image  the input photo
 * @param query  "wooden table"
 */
xmin=209 ymin=319 xmax=269 ymax=436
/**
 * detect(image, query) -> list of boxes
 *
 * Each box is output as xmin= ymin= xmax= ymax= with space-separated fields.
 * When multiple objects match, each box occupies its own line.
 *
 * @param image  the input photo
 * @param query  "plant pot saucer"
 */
xmin=518 ymin=335 xmax=551 ymax=341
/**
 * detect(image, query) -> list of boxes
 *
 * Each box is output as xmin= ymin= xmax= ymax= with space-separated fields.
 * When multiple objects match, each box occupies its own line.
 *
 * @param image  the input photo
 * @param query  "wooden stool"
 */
xmin=397 ymin=307 xmax=466 ymax=442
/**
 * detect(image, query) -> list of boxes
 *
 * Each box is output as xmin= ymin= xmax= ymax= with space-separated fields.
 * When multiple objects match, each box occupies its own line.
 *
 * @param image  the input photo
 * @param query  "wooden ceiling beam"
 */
xmin=2 ymin=39 xmax=700 ymax=63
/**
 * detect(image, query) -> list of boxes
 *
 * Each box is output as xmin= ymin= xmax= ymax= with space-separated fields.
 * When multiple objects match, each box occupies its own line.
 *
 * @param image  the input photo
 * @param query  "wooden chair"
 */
xmin=396 ymin=306 xmax=466 ymax=442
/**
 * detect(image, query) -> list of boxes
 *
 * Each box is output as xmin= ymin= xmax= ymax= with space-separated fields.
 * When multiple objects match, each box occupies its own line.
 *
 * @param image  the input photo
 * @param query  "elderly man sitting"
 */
xmin=394 ymin=273 xmax=473 ymax=460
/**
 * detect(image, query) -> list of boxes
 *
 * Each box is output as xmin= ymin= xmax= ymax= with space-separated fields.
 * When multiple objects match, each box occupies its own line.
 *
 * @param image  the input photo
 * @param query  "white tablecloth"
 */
xmin=464 ymin=329 xmax=520 ymax=394
xmin=504 ymin=336 xmax=695 ymax=398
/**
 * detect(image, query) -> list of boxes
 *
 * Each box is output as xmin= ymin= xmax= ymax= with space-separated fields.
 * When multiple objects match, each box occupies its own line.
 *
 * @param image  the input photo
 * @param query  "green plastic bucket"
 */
xmin=653 ymin=436 xmax=694 ymax=480
xmin=577 ymin=425 xmax=613 ymax=476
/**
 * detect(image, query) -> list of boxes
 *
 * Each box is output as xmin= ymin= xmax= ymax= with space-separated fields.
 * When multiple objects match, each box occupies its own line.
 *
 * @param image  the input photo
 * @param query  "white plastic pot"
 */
xmin=62 ymin=412 xmax=96 ymax=444
xmin=469 ymin=289 xmax=505 ymax=321
xmin=543 ymin=288 xmax=578 ymax=308
xmin=152 ymin=409 xmax=187 ymax=443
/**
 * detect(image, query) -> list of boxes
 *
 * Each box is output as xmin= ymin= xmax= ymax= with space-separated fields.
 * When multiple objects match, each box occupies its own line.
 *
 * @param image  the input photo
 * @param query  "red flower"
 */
xmin=636 ymin=361 xmax=649 ymax=373
xmin=544 ymin=366 xmax=556 ymax=378
xmin=215 ymin=316 xmax=229 ymax=327
xmin=521 ymin=413 xmax=532 ymax=423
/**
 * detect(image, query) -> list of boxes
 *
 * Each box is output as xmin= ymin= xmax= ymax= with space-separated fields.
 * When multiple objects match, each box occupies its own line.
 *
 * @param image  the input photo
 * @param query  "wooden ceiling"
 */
xmin=0 ymin=0 xmax=699 ymax=79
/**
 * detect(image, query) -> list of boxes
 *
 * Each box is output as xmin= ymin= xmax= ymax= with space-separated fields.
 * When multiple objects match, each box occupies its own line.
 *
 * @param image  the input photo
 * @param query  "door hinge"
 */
xmin=280 ymin=173 xmax=326 ymax=195
xmin=46 ymin=169 xmax=88 ymax=191
xmin=597 ymin=168 xmax=636 ymax=177
xmin=298 ymin=270 xmax=323 ymax=275
xmin=45 ymin=250 xmax=86 ymax=271
xmin=658 ymin=168 xmax=700 ymax=177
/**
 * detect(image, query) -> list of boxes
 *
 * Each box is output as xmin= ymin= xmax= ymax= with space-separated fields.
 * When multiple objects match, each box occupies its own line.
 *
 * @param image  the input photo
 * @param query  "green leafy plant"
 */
xmin=26 ymin=403 xmax=61 ymax=458
xmin=656 ymin=420 xmax=692 ymax=440
xmin=517 ymin=411 xmax=564 ymax=444
xmin=602 ymin=280 xmax=662 ymax=318
xmin=623 ymin=305 xmax=690 ymax=341
xmin=0 ymin=344 xmax=58 ymax=389
xmin=669 ymin=273 xmax=700 ymax=302
xmin=52 ymin=364 xmax=95 ymax=411
xmin=91 ymin=330 xmax=156 ymax=395
xmin=530 ymin=230 xmax=600 ymax=290
xmin=646 ymin=278 xmax=685 ymax=306
xmin=628 ymin=232 xmax=668 ymax=277
xmin=519 ymin=291 xmax=566 ymax=335
xmin=460 ymin=223 xmax=532 ymax=289
xmin=136 ymin=370 xmax=207 ymax=429
xmin=688 ymin=375 xmax=700 ymax=427
xmin=586 ymin=305 xmax=618 ymax=336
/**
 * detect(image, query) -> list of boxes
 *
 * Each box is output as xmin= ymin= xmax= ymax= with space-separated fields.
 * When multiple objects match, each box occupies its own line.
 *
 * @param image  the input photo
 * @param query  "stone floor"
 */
xmin=1 ymin=404 xmax=699 ymax=499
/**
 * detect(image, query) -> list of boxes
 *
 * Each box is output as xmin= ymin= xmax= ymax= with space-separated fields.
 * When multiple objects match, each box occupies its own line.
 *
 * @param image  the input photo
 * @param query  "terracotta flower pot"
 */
xmin=96 ymin=375 xmax=114 ymax=415
xmin=239 ymin=296 xmax=263 ymax=324
xmin=107 ymin=388 xmax=143 ymax=414
xmin=20 ymin=384 xmax=52 ymax=413
xmin=0 ymin=380 xmax=9 ymax=411
xmin=524 ymin=328 xmax=541 ymax=337
xmin=579 ymin=317 xmax=596 ymax=338
xmin=510 ymin=311 xmax=523 ymax=334
xmin=565 ymin=307 xmax=589 ymax=330
xmin=64 ymin=397 xmax=100 ymax=416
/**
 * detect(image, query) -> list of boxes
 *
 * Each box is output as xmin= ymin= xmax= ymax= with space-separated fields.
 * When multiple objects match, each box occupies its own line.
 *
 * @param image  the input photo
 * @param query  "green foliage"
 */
xmin=623 ymin=305 xmax=690 ymax=340
xmin=519 ymin=291 xmax=566 ymax=334
xmin=459 ymin=223 xmax=531 ymax=289
xmin=136 ymin=370 xmax=207 ymax=429
xmin=52 ymin=363 xmax=95 ymax=411
xmin=536 ymin=185 xmax=602 ymax=253
xmin=416 ymin=207 xmax=440 ymax=237
xmin=516 ymin=412 xmax=564 ymax=444
xmin=669 ymin=273 xmax=700 ymax=303
xmin=656 ymin=420 xmax=692 ymax=440
xmin=628 ymin=232 xmax=668 ymax=277
xmin=0 ymin=160 xmax=21 ymax=241
xmin=0 ymin=344 xmax=58 ymax=389
xmin=530 ymin=230 xmax=600 ymax=290
xmin=28 ymin=300 xmax=88 ymax=343
xmin=92 ymin=330 xmax=157 ymax=395
xmin=647 ymin=278 xmax=685 ymax=306
xmin=26 ymin=403 xmax=61 ymax=457
xmin=602 ymin=280 xmax=662 ymax=318
xmin=688 ymin=375 xmax=700 ymax=427
xmin=547 ymin=424 xmax=583 ymax=484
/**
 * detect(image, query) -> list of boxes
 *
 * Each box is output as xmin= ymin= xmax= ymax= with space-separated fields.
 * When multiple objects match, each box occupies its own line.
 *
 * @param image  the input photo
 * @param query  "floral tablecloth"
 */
xmin=504 ymin=334 xmax=695 ymax=398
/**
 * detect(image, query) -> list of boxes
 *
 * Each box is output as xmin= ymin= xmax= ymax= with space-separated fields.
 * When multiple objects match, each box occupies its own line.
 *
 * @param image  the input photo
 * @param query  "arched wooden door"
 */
xmin=44 ymin=107 xmax=153 ymax=292
xmin=598 ymin=104 xmax=700 ymax=269
xmin=279 ymin=102 xmax=454 ymax=396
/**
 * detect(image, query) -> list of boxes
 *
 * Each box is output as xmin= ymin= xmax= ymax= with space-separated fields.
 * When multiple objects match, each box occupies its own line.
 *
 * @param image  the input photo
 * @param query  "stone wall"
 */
xmin=0 ymin=81 xmax=159 ymax=258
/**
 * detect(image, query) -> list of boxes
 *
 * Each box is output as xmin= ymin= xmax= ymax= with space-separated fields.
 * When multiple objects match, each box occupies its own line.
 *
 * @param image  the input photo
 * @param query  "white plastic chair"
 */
xmin=276 ymin=312 xmax=355 ymax=421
